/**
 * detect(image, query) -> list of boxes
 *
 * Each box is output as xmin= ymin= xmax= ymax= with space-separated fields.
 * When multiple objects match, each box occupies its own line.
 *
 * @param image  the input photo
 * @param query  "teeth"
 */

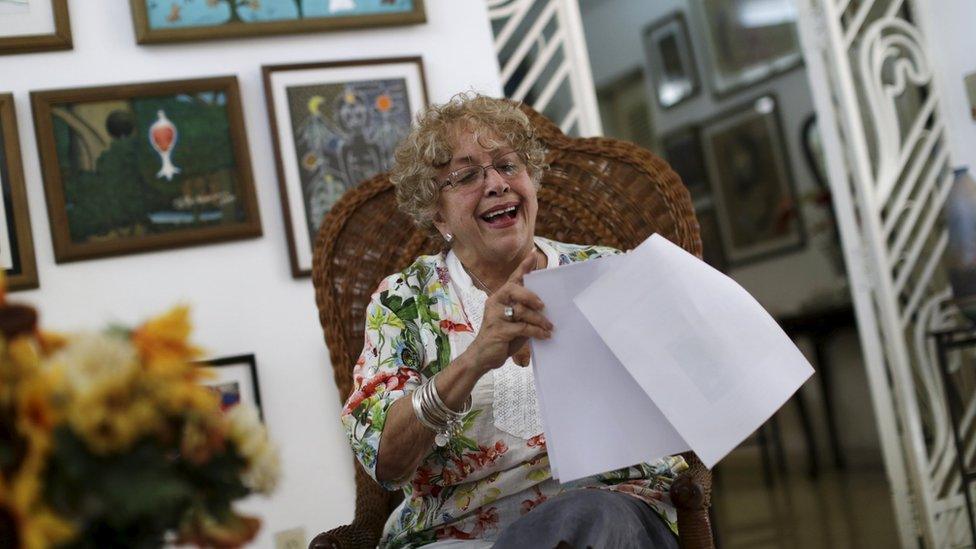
xmin=484 ymin=206 xmax=517 ymax=220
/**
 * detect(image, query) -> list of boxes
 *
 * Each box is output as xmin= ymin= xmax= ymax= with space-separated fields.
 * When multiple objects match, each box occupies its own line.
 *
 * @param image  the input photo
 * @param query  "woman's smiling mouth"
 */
xmin=479 ymin=203 xmax=520 ymax=228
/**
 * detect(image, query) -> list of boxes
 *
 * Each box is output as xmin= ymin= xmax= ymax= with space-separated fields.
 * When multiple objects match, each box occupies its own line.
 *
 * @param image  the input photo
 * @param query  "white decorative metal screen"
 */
xmin=797 ymin=0 xmax=967 ymax=546
xmin=486 ymin=0 xmax=602 ymax=137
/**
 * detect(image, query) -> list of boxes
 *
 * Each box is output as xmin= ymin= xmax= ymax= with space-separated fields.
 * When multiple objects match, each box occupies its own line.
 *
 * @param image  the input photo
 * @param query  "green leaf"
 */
xmin=461 ymin=408 xmax=483 ymax=430
xmin=384 ymin=311 xmax=405 ymax=330
xmin=380 ymin=292 xmax=403 ymax=312
xmin=435 ymin=333 xmax=452 ymax=374
xmin=396 ymin=299 xmax=418 ymax=321
xmin=368 ymin=400 xmax=387 ymax=431
xmin=457 ymin=436 xmax=480 ymax=452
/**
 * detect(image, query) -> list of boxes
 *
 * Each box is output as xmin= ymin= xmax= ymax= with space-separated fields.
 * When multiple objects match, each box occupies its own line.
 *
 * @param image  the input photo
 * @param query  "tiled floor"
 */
xmin=711 ymin=449 xmax=901 ymax=548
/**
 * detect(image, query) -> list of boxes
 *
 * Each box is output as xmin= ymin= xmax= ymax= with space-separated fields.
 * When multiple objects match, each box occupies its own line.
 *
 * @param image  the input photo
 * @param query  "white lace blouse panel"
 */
xmin=444 ymin=239 xmax=560 ymax=440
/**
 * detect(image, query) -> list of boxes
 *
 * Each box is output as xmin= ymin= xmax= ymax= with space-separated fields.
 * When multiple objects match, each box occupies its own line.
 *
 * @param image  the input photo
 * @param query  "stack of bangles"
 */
xmin=412 ymin=372 xmax=472 ymax=447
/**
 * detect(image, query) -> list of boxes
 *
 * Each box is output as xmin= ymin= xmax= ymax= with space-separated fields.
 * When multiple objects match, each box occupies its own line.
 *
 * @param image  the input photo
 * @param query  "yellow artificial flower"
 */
xmin=35 ymin=331 xmax=68 ymax=357
xmin=0 ymin=459 xmax=75 ymax=549
xmin=66 ymin=384 xmax=164 ymax=455
xmin=5 ymin=336 xmax=41 ymax=381
xmin=153 ymin=379 xmax=219 ymax=417
xmin=14 ymin=367 xmax=61 ymax=447
xmin=180 ymin=414 xmax=226 ymax=466
xmin=131 ymin=306 xmax=203 ymax=368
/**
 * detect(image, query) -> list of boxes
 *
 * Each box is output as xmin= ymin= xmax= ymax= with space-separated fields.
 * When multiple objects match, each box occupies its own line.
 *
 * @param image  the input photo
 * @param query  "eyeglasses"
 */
xmin=439 ymin=151 xmax=526 ymax=191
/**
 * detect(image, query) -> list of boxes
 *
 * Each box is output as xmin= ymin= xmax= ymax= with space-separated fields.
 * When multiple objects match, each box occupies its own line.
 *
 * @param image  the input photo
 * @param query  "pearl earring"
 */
xmin=444 ymin=233 xmax=453 ymax=243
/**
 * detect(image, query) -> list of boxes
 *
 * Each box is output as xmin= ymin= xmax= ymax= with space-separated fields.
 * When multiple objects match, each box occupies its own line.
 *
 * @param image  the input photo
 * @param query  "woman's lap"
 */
xmin=491 ymin=489 xmax=679 ymax=549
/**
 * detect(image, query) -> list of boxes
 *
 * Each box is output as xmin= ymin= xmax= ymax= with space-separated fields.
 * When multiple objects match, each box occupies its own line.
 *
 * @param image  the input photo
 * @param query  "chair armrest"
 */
xmin=309 ymin=523 xmax=377 ymax=549
xmin=670 ymin=453 xmax=714 ymax=549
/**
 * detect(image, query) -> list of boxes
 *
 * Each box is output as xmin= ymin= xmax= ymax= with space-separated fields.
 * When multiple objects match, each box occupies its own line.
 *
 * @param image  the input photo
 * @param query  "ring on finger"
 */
xmin=503 ymin=305 xmax=516 ymax=321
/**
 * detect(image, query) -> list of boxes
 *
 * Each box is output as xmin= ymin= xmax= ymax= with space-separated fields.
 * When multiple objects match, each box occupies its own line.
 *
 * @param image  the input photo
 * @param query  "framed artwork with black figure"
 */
xmin=263 ymin=57 xmax=428 ymax=276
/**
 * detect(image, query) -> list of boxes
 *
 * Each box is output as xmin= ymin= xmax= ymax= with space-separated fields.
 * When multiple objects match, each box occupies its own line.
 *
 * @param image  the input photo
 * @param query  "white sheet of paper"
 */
xmin=574 ymin=234 xmax=814 ymax=468
xmin=525 ymin=255 xmax=690 ymax=482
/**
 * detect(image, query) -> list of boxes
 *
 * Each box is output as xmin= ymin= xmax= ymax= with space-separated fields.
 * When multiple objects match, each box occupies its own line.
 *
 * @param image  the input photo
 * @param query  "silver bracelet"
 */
xmin=411 ymin=372 xmax=472 ymax=447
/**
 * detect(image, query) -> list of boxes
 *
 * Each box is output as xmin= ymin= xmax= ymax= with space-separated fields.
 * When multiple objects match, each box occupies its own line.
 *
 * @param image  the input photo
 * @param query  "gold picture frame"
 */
xmin=0 ymin=94 xmax=38 ymax=290
xmin=31 ymin=76 xmax=262 ymax=263
xmin=0 ymin=0 xmax=71 ymax=55
xmin=129 ymin=0 xmax=425 ymax=45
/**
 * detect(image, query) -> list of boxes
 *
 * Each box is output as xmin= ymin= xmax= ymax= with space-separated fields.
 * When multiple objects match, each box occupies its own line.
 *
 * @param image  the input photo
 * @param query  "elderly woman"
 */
xmin=340 ymin=93 xmax=686 ymax=548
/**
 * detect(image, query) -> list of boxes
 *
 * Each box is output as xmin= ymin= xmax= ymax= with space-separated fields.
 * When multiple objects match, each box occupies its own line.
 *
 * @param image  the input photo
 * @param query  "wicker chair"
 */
xmin=310 ymin=104 xmax=714 ymax=549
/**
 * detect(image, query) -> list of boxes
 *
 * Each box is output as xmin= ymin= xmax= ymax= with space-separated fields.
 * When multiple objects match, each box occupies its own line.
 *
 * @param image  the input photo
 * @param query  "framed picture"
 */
xmin=129 ymin=0 xmax=425 ymax=44
xmin=701 ymin=95 xmax=804 ymax=265
xmin=642 ymin=12 xmax=699 ymax=109
xmin=597 ymin=69 xmax=656 ymax=153
xmin=660 ymin=125 xmax=709 ymax=203
xmin=197 ymin=354 xmax=263 ymax=420
xmin=689 ymin=0 xmax=802 ymax=96
xmin=263 ymin=57 xmax=428 ymax=277
xmin=696 ymin=207 xmax=727 ymax=273
xmin=965 ymin=72 xmax=976 ymax=120
xmin=31 ymin=76 xmax=262 ymax=263
xmin=0 ymin=0 xmax=71 ymax=55
xmin=0 ymin=94 xmax=38 ymax=290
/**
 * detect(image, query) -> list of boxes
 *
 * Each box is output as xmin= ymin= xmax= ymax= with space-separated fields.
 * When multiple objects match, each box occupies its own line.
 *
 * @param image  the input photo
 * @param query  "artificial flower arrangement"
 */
xmin=0 ymin=277 xmax=279 ymax=548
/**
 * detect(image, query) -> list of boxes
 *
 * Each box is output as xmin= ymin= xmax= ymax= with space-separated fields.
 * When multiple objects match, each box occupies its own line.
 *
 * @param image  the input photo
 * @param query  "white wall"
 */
xmin=917 ymin=0 xmax=976 ymax=174
xmin=0 ymin=1 xmax=502 ymax=546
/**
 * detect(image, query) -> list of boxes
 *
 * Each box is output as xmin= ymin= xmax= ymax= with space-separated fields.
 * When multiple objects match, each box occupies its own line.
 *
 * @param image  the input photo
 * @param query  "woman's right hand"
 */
xmin=465 ymin=254 xmax=553 ymax=374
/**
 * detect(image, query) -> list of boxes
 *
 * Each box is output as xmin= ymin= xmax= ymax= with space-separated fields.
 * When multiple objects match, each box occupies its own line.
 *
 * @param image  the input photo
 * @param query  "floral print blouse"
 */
xmin=340 ymin=237 xmax=687 ymax=548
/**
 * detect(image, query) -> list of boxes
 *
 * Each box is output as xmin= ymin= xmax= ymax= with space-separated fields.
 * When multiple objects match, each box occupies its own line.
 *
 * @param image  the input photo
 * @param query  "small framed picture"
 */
xmin=689 ymin=0 xmax=802 ymax=96
xmin=0 ymin=0 xmax=71 ymax=55
xmin=31 ymin=76 xmax=262 ymax=263
xmin=696 ymin=206 xmax=728 ymax=273
xmin=129 ymin=0 xmax=425 ymax=45
xmin=263 ymin=57 xmax=428 ymax=277
xmin=642 ymin=11 xmax=699 ymax=109
xmin=965 ymin=72 xmax=976 ymax=120
xmin=198 ymin=354 xmax=263 ymax=420
xmin=660 ymin=125 xmax=709 ymax=203
xmin=0 ymin=94 xmax=38 ymax=290
xmin=597 ymin=69 xmax=656 ymax=152
xmin=702 ymin=95 xmax=804 ymax=265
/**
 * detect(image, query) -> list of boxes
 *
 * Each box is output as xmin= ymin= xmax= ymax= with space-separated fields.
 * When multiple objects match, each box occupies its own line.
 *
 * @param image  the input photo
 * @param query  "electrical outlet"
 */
xmin=275 ymin=527 xmax=305 ymax=549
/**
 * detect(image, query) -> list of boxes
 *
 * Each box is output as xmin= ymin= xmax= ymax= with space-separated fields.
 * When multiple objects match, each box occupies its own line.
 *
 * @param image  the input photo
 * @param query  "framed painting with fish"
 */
xmin=197 ymin=354 xmax=263 ymax=421
xmin=31 ymin=76 xmax=261 ymax=263
xmin=0 ymin=0 xmax=71 ymax=55
xmin=263 ymin=57 xmax=428 ymax=276
xmin=129 ymin=0 xmax=425 ymax=44
xmin=0 ymin=94 xmax=38 ymax=290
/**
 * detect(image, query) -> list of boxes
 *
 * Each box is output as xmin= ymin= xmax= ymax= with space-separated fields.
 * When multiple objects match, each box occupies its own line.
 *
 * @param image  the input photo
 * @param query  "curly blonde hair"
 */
xmin=391 ymin=92 xmax=547 ymax=232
